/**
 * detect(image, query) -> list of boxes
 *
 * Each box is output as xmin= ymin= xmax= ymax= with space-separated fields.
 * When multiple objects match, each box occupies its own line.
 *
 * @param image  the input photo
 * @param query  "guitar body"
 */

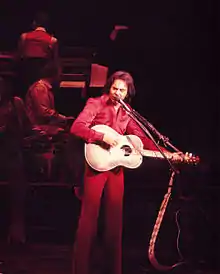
xmin=85 ymin=124 xmax=144 ymax=172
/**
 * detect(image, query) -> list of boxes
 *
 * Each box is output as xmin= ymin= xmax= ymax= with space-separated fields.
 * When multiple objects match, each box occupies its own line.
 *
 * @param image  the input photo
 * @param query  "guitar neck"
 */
xmin=142 ymin=149 xmax=172 ymax=160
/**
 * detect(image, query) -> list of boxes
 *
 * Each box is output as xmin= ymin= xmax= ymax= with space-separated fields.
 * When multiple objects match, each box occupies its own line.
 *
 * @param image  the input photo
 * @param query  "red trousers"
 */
xmin=72 ymin=165 xmax=124 ymax=274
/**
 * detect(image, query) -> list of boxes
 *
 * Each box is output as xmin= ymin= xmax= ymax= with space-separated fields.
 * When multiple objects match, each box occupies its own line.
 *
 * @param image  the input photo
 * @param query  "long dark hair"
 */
xmin=40 ymin=61 xmax=60 ymax=80
xmin=102 ymin=71 xmax=136 ymax=102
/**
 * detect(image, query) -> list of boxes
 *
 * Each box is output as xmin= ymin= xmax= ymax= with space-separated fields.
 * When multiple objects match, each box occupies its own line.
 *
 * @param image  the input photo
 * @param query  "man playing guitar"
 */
xmin=70 ymin=71 xmax=182 ymax=274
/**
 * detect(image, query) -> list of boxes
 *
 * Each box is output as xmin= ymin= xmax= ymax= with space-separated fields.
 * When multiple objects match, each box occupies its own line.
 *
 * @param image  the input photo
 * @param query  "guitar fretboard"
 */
xmin=142 ymin=150 xmax=172 ymax=160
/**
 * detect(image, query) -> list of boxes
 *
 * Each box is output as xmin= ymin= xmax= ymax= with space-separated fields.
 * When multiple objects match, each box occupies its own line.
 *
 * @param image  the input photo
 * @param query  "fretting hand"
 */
xmin=170 ymin=151 xmax=199 ymax=165
xmin=170 ymin=151 xmax=184 ymax=163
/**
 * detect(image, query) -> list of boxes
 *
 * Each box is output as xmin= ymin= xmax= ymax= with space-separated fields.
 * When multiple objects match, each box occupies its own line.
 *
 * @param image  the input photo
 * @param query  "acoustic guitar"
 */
xmin=84 ymin=124 xmax=199 ymax=172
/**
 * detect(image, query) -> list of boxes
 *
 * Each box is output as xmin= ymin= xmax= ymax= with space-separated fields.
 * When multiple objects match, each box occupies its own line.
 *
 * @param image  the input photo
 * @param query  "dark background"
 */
xmin=0 ymin=0 xmax=219 ymax=271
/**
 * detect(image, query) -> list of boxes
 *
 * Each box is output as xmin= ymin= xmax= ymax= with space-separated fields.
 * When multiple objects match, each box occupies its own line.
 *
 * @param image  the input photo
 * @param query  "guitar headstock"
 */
xmin=183 ymin=152 xmax=200 ymax=165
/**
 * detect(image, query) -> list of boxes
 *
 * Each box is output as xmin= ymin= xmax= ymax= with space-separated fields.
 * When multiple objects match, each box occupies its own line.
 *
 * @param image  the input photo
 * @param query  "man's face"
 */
xmin=109 ymin=79 xmax=128 ymax=103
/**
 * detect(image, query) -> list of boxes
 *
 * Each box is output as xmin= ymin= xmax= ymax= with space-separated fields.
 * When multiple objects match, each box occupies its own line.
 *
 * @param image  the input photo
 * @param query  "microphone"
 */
xmin=115 ymin=96 xmax=131 ymax=112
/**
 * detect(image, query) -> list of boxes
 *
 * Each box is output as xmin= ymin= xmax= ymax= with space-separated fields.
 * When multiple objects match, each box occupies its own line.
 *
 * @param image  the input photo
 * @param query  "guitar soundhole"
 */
xmin=121 ymin=145 xmax=132 ymax=156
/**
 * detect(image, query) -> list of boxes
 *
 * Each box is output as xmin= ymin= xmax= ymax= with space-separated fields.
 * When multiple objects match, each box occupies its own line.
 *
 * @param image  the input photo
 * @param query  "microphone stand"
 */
xmin=118 ymin=99 xmax=180 ymax=174
xmin=117 ymin=99 xmax=190 ymax=270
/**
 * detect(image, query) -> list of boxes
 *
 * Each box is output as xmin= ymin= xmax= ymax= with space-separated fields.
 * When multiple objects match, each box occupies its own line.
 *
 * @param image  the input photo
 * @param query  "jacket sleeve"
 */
xmin=30 ymin=84 xmax=66 ymax=123
xmin=126 ymin=118 xmax=167 ymax=151
xmin=70 ymin=98 xmax=104 ymax=143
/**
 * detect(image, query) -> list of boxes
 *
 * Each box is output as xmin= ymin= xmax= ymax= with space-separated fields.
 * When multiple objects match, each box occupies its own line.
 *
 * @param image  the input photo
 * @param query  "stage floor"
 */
xmin=0 ymin=242 xmax=218 ymax=274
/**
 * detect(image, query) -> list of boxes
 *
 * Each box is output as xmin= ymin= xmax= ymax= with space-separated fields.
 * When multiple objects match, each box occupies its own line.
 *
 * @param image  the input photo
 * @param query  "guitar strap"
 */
xmin=148 ymin=171 xmax=184 ymax=271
